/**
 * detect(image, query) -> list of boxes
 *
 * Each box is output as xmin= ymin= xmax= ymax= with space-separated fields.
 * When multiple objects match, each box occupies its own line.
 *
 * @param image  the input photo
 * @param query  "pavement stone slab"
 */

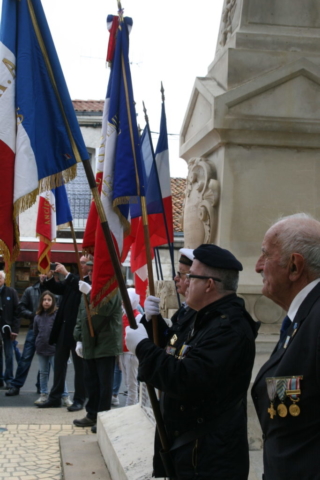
xmin=0 ymin=424 xmax=91 ymax=480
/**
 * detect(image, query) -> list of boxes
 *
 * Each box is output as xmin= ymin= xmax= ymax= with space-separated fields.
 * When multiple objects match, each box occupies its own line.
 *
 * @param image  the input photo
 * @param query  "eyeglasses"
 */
xmin=185 ymin=274 xmax=222 ymax=282
xmin=176 ymin=271 xmax=188 ymax=278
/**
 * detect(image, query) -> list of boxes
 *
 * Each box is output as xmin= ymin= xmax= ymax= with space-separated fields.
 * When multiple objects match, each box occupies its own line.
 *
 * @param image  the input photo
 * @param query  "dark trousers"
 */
xmin=48 ymin=328 xmax=86 ymax=404
xmin=84 ymin=356 xmax=115 ymax=421
xmin=11 ymin=329 xmax=37 ymax=389
xmin=0 ymin=334 xmax=13 ymax=384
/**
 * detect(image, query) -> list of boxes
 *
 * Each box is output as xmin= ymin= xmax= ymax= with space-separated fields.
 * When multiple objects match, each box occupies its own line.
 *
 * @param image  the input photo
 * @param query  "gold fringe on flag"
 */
xmin=89 ymin=276 xmax=118 ymax=315
xmin=0 ymin=240 xmax=12 ymax=285
xmin=13 ymin=165 xmax=77 ymax=218
xmin=36 ymin=234 xmax=52 ymax=274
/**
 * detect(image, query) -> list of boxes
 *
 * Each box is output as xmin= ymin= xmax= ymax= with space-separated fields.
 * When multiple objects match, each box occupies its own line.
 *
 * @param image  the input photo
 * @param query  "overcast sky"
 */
xmin=0 ymin=0 xmax=225 ymax=178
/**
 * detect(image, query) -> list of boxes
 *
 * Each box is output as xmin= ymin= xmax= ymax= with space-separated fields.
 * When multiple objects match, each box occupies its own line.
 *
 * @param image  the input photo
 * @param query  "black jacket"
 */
xmin=0 ymin=285 xmax=20 ymax=334
xmin=252 ymin=282 xmax=320 ymax=480
xmin=17 ymin=282 xmax=47 ymax=329
xmin=137 ymin=294 xmax=259 ymax=480
xmin=47 ymin=273 xmax=87 ymax=348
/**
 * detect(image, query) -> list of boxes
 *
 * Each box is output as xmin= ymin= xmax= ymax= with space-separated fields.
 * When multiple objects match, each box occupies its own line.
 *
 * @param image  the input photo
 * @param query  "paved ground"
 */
xmin=0 ymin=328 xmax=264 ymax=480
xmin=0 ymin=328 xmax=126 ymax=480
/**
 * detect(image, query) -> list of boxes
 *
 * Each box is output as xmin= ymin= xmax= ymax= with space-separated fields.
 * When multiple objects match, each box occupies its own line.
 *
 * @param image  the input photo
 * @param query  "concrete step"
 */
xmin=60 ymin=434 xmax=112 ymax=480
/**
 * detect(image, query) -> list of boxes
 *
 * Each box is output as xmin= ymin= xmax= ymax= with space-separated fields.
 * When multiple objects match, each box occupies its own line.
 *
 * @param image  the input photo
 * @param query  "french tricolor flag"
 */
xmin=0 ymin=0 xmax=89 ymax=275
xmin=0 ymin=1 xmax=19 ymax=273
xmin=122 ymin=101 xmax=173 ymax=302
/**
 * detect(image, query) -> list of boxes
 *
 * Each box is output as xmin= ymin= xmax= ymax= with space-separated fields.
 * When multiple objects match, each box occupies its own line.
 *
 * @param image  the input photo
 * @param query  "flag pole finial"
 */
xmin=117 ymin=1 xmax=124 ymax=21
xmin=142 ymin=101 xmax=149 ymax=125
xmin=161 ymin=81 xmax=165 ymax=102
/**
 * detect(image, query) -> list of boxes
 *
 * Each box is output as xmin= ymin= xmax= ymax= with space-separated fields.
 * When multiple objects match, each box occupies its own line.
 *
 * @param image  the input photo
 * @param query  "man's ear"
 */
xmin=288 ymin=253 xmax=305 ymax=281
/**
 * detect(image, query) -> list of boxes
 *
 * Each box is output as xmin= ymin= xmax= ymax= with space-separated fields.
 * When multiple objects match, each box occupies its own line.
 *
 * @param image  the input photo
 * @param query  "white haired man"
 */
xmin=0 ymin=271 xmax=20 ymax=388
xmin=252 ymin=213 xmax=320 ymax=479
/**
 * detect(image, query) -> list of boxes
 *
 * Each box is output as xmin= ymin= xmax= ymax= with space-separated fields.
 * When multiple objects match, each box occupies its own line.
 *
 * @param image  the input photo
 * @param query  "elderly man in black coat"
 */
xmin=126 ymin=244 xmax=259 ymax=480
xmin=37 ymin=256 xmax=91 ymax=411
xmin=252 ymin=213 xmax=320 ymax=480
xmin=0 ymin=270 xmax=20 ymax=388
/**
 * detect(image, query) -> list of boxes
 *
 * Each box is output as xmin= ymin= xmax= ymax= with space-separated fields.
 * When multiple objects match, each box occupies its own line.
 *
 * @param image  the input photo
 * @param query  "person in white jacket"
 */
xmin=120 ymin=288 xmax=142 ymax=406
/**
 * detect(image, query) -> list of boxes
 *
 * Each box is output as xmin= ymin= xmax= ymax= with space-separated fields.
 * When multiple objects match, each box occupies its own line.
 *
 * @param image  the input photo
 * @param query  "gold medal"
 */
xmin=287 ymin=378 xmax=301 ymax=417
xmin=289 ymin=403 xmax=300 ymax=416
xmin=277 ymin=403 xmax=288 ymax=417
xmin=268 ymin=402 xmax=277 ymax=419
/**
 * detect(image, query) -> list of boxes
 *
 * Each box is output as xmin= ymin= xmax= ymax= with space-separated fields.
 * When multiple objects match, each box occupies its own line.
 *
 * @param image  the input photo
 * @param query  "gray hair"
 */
xmin=202 ymin=265 xmax=239 ymax=293
xmin=272 ymin=213 xmax=320 ymax=277
xmin=0 ymin=270 xmax=6 ymax=280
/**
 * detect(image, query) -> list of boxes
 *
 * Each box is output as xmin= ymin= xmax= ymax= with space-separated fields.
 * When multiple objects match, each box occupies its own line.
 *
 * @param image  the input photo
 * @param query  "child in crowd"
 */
xmin=119 ymin=289 xmax=142 ymax=406
xmin=33 ymin=291 xmax=71 ymax=406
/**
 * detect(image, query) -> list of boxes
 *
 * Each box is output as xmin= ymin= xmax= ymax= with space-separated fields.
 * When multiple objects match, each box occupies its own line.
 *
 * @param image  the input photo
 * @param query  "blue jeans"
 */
xmin=0 ymin=334 xmax=14 ymax=385
xmin=37 ymin=354 xmax=69 ymax=397
xmin=112 ymin=360 xmax=122 ymax=396
xmin=11 ymin=329 xmax=37 ymax=389
xmin=12 ymin=340 xmax=21 ymax=363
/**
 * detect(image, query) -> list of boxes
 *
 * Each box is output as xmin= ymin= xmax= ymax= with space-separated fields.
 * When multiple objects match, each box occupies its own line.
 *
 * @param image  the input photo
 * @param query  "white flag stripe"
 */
xmin=0 ymin=42 xmax=16 ymax=152
xmin=14 ymin=122 xmax=39 ymax=203
xmin=155 ymin=149 xmax=171 ymax=199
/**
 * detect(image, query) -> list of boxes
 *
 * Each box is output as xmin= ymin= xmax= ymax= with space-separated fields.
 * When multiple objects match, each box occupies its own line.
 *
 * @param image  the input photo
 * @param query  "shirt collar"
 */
xmin=287 ymin=278 xmax=320 ymax=321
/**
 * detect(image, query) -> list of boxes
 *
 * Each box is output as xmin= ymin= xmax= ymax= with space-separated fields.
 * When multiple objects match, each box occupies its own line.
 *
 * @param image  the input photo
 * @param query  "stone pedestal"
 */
xmin=180 ymin=0 xmax=320 ymax=327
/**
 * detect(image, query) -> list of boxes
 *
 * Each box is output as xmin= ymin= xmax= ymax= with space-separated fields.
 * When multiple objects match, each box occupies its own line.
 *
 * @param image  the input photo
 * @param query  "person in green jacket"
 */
xmin=73 ymin=265 xmax=122 ymax=432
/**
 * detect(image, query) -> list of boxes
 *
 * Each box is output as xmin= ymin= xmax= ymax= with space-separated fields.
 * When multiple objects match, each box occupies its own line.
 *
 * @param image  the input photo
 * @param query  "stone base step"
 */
xmin=60 ymin=434 xmax=111 ymax=480
xmin=97 ymin=404 xmax=263 ymax=480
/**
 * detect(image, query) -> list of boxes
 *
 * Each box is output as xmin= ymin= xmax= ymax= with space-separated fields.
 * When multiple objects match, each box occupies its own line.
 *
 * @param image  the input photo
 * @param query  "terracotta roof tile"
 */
xmin=171 ymin=178 xmax=186 ymax=233
xmin=72 ymin=100 xmax=104 ymax=112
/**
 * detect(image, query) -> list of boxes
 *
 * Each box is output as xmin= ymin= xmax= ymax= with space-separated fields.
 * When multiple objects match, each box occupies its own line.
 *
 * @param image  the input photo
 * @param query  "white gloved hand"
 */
xmin=75 ymin=341 xmax=83 ymax=358
xmin=79 ymin=280 xmax=92 ymax=294
xmin=125 ymin=323 xmax=148 ymax=354
xmin=163 ymin=317 xmax=172 ymax=328
xmin=144 ymin=295 xmax=160 ymax=321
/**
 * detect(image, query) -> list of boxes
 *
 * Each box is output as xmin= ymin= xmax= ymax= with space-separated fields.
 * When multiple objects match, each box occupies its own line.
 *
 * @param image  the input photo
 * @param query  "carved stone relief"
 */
xmin=182 ymin=157 xmax=220 ymax=248
xmin=156 ymin=280 xmax=179 ymax=315
xmin=219 ymin=0 xmax=237 ymax=47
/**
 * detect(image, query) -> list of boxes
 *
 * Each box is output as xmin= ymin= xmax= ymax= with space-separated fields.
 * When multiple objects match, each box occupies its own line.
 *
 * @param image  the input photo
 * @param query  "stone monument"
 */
xmin=97 ymin=2 xmax=320 ymax=477
xmin=180 ymin=0 xmax=320 ymax=332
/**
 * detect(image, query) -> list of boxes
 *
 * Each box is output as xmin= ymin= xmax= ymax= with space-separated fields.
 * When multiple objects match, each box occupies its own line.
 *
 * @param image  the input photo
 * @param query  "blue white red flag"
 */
xmin=83 ymin=12 xmax=143 ymax=309
xmin=123 ymin=103 xmax=173 ymax=294
xmin=0 ymin=0 xmax=88 ymax=275
xmin=36 ymin=185 xmax=72 ymax=274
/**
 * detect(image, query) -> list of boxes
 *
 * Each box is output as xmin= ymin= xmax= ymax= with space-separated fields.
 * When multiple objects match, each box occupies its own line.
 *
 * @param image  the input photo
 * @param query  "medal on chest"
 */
xmin=266 ymin=376 xmax=303 ymax=419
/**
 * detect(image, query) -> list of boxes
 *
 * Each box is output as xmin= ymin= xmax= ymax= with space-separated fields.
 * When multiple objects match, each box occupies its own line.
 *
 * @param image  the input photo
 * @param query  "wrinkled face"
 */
xmin=255 ymin=227 xmax=290 ymax=306
xmin=0 ymin=274 xmax=5 ymax=287
xmin=173 ymin=262 xmax=190 ymax=296
xmin=185 ymin=259 xmax=210 ymax=311
xmin=42 ymin=294 xmax=53 ymax=310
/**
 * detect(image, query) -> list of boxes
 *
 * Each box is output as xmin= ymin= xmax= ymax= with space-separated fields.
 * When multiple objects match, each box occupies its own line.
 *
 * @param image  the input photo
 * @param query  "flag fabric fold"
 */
xmin=0 ymin=0 xmax=89 ymax=275
xmin=123 ymin=103 xmax=173 ymax=298
xmin=83 ymin=13 xmax=143 ymax=310
xmin=36 ymin=185 xmax=72 ymax=274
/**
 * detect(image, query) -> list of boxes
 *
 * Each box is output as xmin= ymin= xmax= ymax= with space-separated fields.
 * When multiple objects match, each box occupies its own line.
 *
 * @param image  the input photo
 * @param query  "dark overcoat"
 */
xmin=137 ymin=294 xmax=259 ymax=480
xmin=252 ymin=282 xmax=320 ymax=480
xmin=0 ymin=285 xmax=20 ymax=333
xmin=48 ymin=273 xmax=85 ymax=347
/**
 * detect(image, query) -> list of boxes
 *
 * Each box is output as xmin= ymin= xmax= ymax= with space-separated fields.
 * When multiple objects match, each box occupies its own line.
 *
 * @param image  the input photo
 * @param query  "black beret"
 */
xmin=193 ymin=244 xmax=243 ymax=271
